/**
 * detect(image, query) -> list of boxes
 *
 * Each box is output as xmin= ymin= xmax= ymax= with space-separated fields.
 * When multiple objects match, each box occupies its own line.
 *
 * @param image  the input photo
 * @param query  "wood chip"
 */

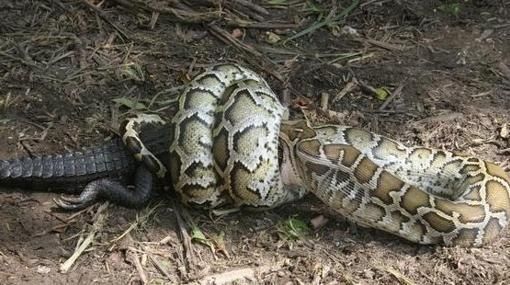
xmin=320 ymin=92 xmax=330 ymax=111
xmin=333 ymin=81 xmax=357 ymax=103
xmin=497 ymin=61 xmax=510 ymax=81
xmin=197 ymin=265 xmax=274 ymax=285
xmin=500 ymin=123 xmax=508 ymax=139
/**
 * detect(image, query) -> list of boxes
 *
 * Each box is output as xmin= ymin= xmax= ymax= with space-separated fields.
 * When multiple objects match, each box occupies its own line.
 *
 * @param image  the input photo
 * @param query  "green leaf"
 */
xmin=374 ymin=87 xmax=390 ymax=101
xmin=191 ymin=225 xmax=214 ymax=248
xmin=191 ymin=226 xmax=206 ymax=241
xmin=277 ymin=217 xmax=310 ymax=240
xmin=438 ymin=3 xmax=461 ymax=16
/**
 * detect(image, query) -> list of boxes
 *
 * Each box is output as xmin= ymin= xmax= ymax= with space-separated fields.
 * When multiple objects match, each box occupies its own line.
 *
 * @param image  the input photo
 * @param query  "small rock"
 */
xmin=108 ymin=252 xmax=123 ymax=264
xmin=265 ymin=32 xmax=281 ymax=44
xmin=310 ymin=215 xmax=329 ymax=230
xmin=37 ymin=265 xmax=51 ymax=274
xmin=341 ymin=26 xmax=359 ymax=36
xmin=500 ymin=123 xmax=508 ymax=139
xmin=362 ymin=268 xmax=375 ymax=279
xmin=231 ymin=28 xmax=243 ymax=39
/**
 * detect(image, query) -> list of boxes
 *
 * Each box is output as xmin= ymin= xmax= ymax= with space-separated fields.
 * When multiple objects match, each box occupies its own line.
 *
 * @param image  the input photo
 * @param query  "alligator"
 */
xmin=0 ymin=123 xmax=172 ymax=210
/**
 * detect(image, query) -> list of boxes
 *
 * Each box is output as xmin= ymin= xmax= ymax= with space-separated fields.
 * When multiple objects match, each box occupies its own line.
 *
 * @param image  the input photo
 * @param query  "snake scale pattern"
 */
xmin=122 ymin=63 xmax=510 ymax=247
xmin=1 ymin=63 xmax=508 ymax=247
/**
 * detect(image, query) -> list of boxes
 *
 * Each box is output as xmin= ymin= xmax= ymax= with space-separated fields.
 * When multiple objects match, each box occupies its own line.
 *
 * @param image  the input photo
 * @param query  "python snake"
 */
xmin=118 ymin=63 xmax=510 ymax=247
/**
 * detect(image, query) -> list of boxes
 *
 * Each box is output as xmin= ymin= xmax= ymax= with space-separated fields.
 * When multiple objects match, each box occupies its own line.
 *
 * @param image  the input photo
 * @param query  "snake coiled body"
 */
xmin=167 ymin=64 xmax=304 ymax=208
xmin=123 ymin=63 xmax=510 ymax=247
xmin=280 ymin=121 xmax=510 ymax=246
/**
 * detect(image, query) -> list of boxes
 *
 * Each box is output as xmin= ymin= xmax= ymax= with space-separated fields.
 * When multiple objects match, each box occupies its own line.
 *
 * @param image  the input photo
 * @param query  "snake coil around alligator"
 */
xmin=120 ymin=63 xmax=510 ymax=247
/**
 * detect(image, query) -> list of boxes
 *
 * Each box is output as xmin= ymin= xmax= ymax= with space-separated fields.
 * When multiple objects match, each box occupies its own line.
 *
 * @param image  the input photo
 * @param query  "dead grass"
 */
xmin=0 ymin=0 xmax=509 ymax=284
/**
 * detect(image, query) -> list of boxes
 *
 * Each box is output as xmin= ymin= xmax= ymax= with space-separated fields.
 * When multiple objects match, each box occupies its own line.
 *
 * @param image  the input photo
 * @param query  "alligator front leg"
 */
xmin=55 ymin=164 xmax=154 ymax=210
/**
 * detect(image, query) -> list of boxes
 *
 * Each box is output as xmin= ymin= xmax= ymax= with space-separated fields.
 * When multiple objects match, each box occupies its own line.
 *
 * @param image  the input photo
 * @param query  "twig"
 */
xmin=114 ymin=0 xmax=292 ymax=29
xmin=207 ymin=24 xmax=285 ymax=82
xmin=285 ymin=0 xmax=359 ymax=42
xmin=358 ymin=80 xmax=379 ymax=96
xmin=172 ymin=201 xmax=195 ymax=276
xmin=149 ymin=254 xmax=176 ymax=283
xmin=80 ymin=0 xmax=130 ymax=40
xmin=18 ymin=124 xmax=52 ymax=142
xmin=412 ymin=112 xmax=463 ymax=124
xmin=149 ymin=11 xmax=160 ymax=29
xmin=17 ymin=121 xmax=54 ymax=156
xmin=207 ymin=24 xmax=262 ymax=57
xmin=232 ymin=0 xmax=269 ymax=15
xmin=378 ymin=81 xmax=405 ymax=110
xmin=112 ymin=0 xmax=221 ymax=24
xmin=129 ymin=250 xmax=148 ymax=284
xmin=34 ymin=206 xmax=90 ymax=236
xmin=333 ymin=80 xmax=357 ymax=103
xmin=197 ymin=266 xmax=275 ymax=285
xmin=0 ymin=50 xmax=40 ymax=69
xmin=71 ymin=35 xmax=92 ymax=84
xmin=65 ymin=206 xmax=92 ymax=222
xmin=110 ymin=202 xmax=162 ymax=243
xmin=60 ymin=202 xmax=109 ymax=273
xmin=378 ymin=266 xmax=416 ymax=285
xmin=471 ymin=90 xmax=492 ymax=98
xmin=225 ymin=20 xmax=298 ymax=29
xmin=362 ymin=38 xmax=407 ymax=51
xmin=496 ymin=61 xmax=510 ymax=81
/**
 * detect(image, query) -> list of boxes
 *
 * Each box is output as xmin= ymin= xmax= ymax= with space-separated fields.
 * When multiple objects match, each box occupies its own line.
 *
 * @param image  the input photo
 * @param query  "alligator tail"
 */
xmin=0 ymin=138 xmax=136 ymax=193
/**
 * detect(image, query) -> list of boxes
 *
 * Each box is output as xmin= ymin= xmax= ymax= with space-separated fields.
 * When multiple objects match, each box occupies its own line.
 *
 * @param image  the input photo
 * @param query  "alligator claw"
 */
xmin=54 ymin=190 xmax=99 ymax=210
xmin=53 ymin=180 xmax=102 ymax=210
xmin=54 ymin=196 xmax=95 ymax=211
xmin=57 ymin=195 xmax=85 ymax=204
xmin=53 ymin=167 xmax=153 ymax=210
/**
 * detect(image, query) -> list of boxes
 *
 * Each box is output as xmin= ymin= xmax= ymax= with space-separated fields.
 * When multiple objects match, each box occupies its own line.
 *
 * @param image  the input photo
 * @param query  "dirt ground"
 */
xmin=1 ymin=0 xmax=509 ymax=284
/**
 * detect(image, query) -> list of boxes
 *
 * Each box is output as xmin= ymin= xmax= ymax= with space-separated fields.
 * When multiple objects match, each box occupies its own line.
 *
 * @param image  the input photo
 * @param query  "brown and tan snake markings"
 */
xmin=122 ymin=64 xmax=510 ymax=247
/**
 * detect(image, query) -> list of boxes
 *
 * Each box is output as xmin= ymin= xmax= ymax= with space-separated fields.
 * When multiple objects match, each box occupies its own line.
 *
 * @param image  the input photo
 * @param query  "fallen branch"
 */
xmin=173 ymin=201 xmax=196 ymax=278
xmin=197 ymin=265 xmax=275 ymax=285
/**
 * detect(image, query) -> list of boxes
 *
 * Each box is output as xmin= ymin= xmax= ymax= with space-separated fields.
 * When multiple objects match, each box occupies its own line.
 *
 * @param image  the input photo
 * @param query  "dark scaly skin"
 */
xmin=0 ymin=139 xmax=135 ymax=190
xmin=0 ymin=124 xmax=172 ymax=210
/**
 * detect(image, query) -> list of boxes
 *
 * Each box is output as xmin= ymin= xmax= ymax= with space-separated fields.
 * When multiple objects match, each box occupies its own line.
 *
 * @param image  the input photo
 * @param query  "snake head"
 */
xmin=278 ymin=133 xmax=302 ymax=188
